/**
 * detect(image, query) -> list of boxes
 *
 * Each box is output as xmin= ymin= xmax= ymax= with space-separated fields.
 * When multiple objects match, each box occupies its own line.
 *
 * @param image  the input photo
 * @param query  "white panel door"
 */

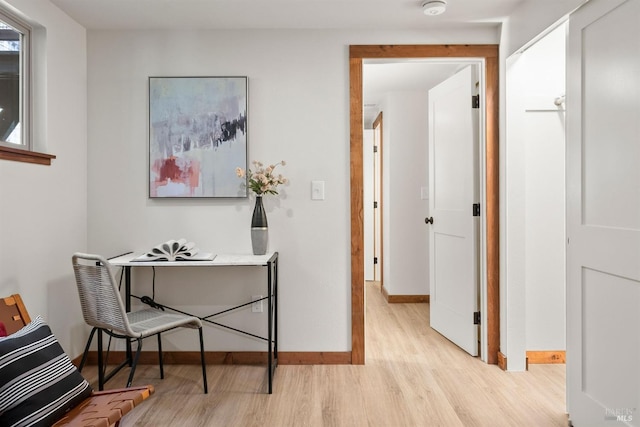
xmin=566 ymin=0 xmax=640 ymax=425
xmin=363 ymin=129 xmax=374 ymax=281
xmin=428 ymin=65 xmax=479 ymax=356
xmin=373 ymin=115 xmax=383 ymax=282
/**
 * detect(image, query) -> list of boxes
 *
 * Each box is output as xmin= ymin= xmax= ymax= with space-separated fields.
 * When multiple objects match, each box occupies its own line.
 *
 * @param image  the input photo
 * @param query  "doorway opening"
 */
xmin=363 ymin=111 xmax=383 ymax=290
xmin=349 ymin=45 xmax=500 ymax=365
xmin=505 ymin=22 xmax=567 ymax=370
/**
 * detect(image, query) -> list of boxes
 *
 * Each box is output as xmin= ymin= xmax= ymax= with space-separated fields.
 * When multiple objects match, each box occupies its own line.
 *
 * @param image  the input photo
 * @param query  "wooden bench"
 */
xmin=0 ymin=294 xmax=154 ymax=427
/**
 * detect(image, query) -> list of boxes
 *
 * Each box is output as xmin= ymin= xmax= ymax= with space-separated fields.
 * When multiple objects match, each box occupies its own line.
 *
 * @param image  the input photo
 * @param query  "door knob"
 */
xmin=425 ymin=217 xmax=434 ymax=225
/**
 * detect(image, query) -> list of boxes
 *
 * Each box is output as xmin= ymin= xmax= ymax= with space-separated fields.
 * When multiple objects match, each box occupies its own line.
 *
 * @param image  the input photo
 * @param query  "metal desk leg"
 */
xmin=274 ymin=257 xmax=278 ymax=363
xmin=268 ymin=260 xmax=273 ymax=394
xmin=124 ymin=266 xmax=132 ymax=365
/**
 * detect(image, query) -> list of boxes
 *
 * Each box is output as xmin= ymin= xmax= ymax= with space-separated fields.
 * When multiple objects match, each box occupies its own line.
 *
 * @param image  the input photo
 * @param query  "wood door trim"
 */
xmin=350 ymin=44 xmax=499 ymax=365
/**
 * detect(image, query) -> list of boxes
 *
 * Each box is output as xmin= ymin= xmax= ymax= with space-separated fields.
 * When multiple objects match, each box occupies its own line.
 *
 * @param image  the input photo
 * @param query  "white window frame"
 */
xmin=0 ymin=8 xmax=30 ymax=150
xmin=0 ymin=6 xmax=53 ymax=165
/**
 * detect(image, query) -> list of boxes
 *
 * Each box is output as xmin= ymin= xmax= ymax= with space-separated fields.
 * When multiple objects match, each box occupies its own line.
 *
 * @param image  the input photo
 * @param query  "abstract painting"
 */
xmin=149 ymin=76 xmax=247 ymax=198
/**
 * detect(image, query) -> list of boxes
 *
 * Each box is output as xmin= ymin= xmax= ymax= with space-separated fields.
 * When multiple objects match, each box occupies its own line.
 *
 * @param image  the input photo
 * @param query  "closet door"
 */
xmin=566 ymin=0 xmax=640 ymax=424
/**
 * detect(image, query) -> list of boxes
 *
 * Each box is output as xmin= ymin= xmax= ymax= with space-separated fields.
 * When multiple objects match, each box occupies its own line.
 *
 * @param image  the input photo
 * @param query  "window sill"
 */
xmin=0 ymin=145 xmax=56 ymax=165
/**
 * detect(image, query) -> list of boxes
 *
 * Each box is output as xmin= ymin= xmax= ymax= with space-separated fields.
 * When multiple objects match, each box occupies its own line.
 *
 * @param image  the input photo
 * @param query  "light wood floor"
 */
xmin=82 ymin=281 xmax=566 ymax=426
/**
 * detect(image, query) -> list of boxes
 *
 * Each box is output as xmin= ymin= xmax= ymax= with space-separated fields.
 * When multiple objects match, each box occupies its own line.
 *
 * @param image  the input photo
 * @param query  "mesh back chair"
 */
xmin=72 ymin=253 xmax=208 ymax=393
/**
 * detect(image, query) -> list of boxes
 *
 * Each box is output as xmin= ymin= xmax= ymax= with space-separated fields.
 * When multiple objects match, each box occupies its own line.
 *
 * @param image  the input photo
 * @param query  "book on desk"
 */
xmin=131 ymin=238 xmax=216 ymax=262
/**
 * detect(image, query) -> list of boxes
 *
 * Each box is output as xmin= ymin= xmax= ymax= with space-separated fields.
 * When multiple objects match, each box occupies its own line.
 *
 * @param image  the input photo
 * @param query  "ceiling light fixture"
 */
xmin=422 ymin=0 xmax=447 ymax=16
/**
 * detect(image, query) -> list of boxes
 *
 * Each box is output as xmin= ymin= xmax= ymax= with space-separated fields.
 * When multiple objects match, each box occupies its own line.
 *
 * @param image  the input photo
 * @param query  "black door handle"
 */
xmin=425 ymin=217 xmax=434 ymax=225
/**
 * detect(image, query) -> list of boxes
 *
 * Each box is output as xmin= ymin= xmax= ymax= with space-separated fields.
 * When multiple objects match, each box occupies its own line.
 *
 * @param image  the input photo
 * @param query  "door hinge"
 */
xmin=473 ymin=311 xmax=481 ymax=325
xmin=374 ymin=201 xmax=378 ymax=209
xmin=374 ymin=257 xmax=378 ymax=265
xmin=373 ymin=145 xmax=378 ymax=153
xmin=472 ymin=95 xmax=480 ymax=109
xmin=473 ymin=203 xmax=480 ymax=217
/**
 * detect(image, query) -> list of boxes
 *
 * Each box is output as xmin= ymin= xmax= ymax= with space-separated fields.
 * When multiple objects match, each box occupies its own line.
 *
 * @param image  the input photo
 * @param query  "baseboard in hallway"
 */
xmin=376 ymin=281 xmax=429 ymax=303
xmin=526 ymin=350 xmax=566 ymax=364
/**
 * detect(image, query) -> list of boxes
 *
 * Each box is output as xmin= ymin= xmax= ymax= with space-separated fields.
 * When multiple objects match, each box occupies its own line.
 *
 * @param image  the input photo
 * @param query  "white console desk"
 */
xmin=108 ymin=252 xmax=278 ymax=394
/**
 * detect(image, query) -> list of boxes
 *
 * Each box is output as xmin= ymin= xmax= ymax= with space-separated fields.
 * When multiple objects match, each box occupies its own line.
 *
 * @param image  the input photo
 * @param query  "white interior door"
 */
xmin=363 ymin=128 xmax=374 ymax=281
xmin=373 ymin=113 xmax=383 ymax=282
xmin=428 ymin=65 xmax=479 ymax=356
xmin=567 ymin=0 xmax=640 ymax=425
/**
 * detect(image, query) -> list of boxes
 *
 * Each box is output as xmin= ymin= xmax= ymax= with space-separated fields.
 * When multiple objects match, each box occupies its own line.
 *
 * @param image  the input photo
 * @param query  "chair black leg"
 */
xmin=127 ymin=338 xmax=143 ymax=388
xmin=157 ymin=333 xmax=164 ymax=379
xmin=97 ymin=329 xmax=105 ymax=391
xmin=78 ymin=327 xmax=97 ymax=372
xmin=199 ymin=327 xmax=208 ymax=394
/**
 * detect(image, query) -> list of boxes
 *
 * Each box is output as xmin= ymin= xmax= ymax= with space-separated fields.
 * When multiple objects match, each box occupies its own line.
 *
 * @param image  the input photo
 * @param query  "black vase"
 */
xmin=251 ymin=195 xmax=268 ymax=255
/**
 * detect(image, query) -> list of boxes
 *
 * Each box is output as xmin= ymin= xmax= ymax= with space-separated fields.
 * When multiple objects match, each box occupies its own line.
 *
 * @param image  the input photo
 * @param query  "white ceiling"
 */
xmin=363 ymin=60 xmax=467 ymax=125
xmin=49 ymin=0 xmax=523 ymax=127
xmin=50 ymin=0 xmax=524 ymax=31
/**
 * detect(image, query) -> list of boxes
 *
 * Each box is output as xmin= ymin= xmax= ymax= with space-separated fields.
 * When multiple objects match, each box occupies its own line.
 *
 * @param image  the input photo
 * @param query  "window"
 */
xmin=0 ymin=7 xmax=53 ymax=165
xmin=0 ymin=13 xmax=28 ymax=149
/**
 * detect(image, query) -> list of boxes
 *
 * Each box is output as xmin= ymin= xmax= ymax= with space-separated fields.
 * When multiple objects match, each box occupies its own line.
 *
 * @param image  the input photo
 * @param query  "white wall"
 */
xmin=503 ymin=52 xmax=528 ymax=370
xmin=87 ymin=29 xmax=352 ymax=352
xmin=522 ymin=24 xmax=566 ymax=352
xmin=499 ymin=1 xmax=587 ymax=368
xmin=0 ymin=0 xmax=582 ymax=362
xmin=86 ymin=29 xmax=499 ymax=354
xmin=504 ymin=0 xmax=587 ymax=56
xmin=381 ymin=91 xmax=429 ymax=296
xmin=504 ymin=23 xmax=567 ymax=369
xmin=0 ymin=0 xmax=87 ymax=355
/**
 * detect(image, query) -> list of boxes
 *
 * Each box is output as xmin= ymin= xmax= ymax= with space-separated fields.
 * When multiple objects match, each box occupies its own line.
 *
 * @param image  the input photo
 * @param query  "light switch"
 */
xmin=421 ymin=187 xmax=429 ymax=200
xmin=311 ymin=180 xmax=325 ymax=200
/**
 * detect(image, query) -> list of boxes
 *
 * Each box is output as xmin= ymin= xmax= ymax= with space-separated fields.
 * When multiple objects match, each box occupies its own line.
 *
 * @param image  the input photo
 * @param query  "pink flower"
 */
xmin=237 ymin=160 xmax=289 ymax=196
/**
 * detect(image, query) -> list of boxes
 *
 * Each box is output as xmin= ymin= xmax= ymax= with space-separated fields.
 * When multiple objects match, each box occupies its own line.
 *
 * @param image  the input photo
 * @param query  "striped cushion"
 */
xmin=0 ymin=316 xmax=92 ymax=427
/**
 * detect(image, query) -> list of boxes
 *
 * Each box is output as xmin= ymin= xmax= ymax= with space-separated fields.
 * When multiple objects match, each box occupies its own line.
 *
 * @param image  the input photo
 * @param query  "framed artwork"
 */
xmin=148 ymin=76 xmax=248 ymax=198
